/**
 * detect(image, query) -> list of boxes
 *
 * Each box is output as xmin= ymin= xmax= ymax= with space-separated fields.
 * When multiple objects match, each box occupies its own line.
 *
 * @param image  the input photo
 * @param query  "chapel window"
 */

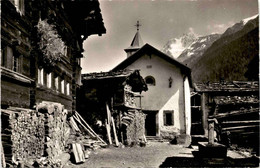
xmin=145 ymin=76 xmax=156 ymax=86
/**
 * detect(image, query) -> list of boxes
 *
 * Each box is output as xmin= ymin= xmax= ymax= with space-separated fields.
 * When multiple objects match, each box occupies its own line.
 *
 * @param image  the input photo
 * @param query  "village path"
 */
xmin=65 ymin=142 xmax=194 ymax=168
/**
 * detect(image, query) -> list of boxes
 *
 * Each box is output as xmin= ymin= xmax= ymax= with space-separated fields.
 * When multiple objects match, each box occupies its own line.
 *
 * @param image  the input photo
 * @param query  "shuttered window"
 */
xmin=55 ymin=76 xmax=59 ymax=91
xmin=38 ymin=68 xmax=44 ymax=85
xmin=47 ymin=72 xmax=52 ymax=88
xmin=66 ymin=82 xmax=70 ymax=95
xmin=163 ymin=110 xmax=174 ymax=126
xmin=61 ymin=80 xmax=65 ymax=94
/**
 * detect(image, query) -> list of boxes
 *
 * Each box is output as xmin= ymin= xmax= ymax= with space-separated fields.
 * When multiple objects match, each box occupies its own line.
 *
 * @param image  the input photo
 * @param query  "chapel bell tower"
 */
xmin=124 ymin=21 xmax=144 ymax=57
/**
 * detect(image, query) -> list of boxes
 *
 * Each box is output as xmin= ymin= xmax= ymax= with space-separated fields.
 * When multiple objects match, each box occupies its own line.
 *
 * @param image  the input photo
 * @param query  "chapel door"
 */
xmin=144 ymin=111 xmax=157 ymax=136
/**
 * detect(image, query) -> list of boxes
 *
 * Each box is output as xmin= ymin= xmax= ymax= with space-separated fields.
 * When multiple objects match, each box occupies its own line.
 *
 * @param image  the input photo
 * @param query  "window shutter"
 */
xmin=163 ymin=112 xmax=166 ymax=126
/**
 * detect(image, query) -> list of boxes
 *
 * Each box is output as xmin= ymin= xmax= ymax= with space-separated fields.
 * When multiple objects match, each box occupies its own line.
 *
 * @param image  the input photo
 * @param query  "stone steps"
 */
xmin=146 ymin=136 xmax=167 ymax=142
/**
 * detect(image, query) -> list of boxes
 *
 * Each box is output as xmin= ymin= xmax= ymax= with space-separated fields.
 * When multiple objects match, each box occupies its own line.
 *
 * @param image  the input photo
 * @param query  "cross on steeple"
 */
xmin=135 ymin=21 xmax=141 ymax=31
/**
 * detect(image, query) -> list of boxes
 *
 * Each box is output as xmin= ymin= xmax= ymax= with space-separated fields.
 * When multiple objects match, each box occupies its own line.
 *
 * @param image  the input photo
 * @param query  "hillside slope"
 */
xmin=192 ymin=22 xmax=259 ymax=82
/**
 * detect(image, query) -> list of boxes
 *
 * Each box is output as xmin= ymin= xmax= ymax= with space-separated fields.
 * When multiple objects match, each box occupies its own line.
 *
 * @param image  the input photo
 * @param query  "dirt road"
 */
xmin=66 ymin=142 xmax=194 ymax=168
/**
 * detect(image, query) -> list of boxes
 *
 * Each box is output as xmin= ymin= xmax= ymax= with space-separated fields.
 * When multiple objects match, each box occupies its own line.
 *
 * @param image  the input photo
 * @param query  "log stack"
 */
xmin=1 ymin=103 xmax=107 ymax=167
xmin=123 ymin=109 xmax=146 ymax=146
xmin=1 ymin=108 xmax=45 ymax=166
xmin=1 ymin=102 xmax=70 ymax=167
xmin=1 ymin=110 xmax=15 ymax=167
xmin=37 ymin=101 xmax=70 ymax=165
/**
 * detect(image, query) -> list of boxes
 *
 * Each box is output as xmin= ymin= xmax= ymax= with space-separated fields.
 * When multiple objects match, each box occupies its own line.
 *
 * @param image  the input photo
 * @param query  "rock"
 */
xmin=55 ymin=153 xmax=70 ymax=167
xmin=176 ymin=134 xmax=191 ymax=147
xmin=140 ymin=141 xmax=146 ymax=147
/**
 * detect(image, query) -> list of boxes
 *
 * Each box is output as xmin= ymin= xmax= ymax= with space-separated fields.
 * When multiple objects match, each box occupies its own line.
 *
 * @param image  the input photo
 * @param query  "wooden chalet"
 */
xmin=77 ymin=70 xmax=148 ymax=145
xmin=193 ymin=81 xmax=259 ymax=154
xmin=1 ymin=0 xmax=106 ymax=111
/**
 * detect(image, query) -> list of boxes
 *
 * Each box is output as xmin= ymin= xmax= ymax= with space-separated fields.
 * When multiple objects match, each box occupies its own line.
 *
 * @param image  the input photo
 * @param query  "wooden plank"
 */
xmin=111 ymin=117 xmax=119 ymax=146
xmin=222 ymin=125 xmax=259 ymax=131
xmin=1 ymin=142 xmax=6 ymax=168
xmin=214 ymin=108 xmax=259 ymax=119
xmin=143 ymin=134 xmax=147 ymax=143
xmin=75 ymin=112 xmax=97 ymax=136
xmin=1 ymin=109 xmax=18 ymax=115
xmin=8 ymin=106 xmax=32 ymax=112
xmin=105 ymin=120 xmax=112 ymax=145
xmin=106 ymin=103 xmax=112 ymax=124
xmin=69 ymin=117 xmax=81 ymax=132
xmin=222 ymin=120 xmax=260 ymax=124
xmin=73 ymin=116 xmax=95 ymax=137
xmin=72 ymin=143 xmax=85 ymax=163
xmin=74 ymin=112 xmax=107 ymax=145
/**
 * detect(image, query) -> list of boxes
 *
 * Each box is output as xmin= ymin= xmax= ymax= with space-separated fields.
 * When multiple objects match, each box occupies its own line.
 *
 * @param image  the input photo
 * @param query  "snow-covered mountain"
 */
xmin=162 ymin=14 xmax=259 ymax=65
xmin=221 ymin=14 xmax=258 ymax=38
xmin=178 ymin=34 xmax=220 ymax=63
xmin=161 ymin=31 xmax=198 ymax=59
xmin=190 ymin=14 xmax=259 ymax=82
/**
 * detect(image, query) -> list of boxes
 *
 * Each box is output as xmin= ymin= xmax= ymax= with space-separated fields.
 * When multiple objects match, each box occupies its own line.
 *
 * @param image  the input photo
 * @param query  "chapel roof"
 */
xmin=114 ymin=43 xmax=191 ymax=75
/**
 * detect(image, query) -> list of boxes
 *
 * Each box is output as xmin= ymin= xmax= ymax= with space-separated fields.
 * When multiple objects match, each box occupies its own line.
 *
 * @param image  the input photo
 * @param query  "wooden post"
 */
xmin=120 ymin=110 xmax=124 ymax=143
xmin=208 ymin=119 xmax=215 ymax=145
xmin=111 ymin=117 xmax=119 ymax=146
xmin=201 ymin=93 xmax=209 ymax=137
xmin=1 ymin=142 xmax=6 ymax=168
xmin=105 ymin=103 xmax=113 ymax=145
xmin=105 ymin=119 xmax=112 ymax=145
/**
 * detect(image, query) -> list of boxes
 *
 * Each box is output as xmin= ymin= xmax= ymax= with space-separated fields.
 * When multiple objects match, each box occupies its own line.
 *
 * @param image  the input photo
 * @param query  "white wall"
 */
xmin=125 ymin=54 xmax=186 ymax=135
xmin=184 ymin=76 xmax=191 ymax=135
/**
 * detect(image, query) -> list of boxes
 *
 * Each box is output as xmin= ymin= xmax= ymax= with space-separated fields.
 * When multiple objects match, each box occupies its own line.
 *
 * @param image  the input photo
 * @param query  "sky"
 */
xmin=81 ymin=0 xmax=259 ymax=73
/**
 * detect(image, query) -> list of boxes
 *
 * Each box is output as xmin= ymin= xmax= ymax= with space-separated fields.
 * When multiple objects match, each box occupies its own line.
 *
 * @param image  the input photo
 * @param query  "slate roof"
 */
xmin=114 ymin=43 xmax=191 ymax=74
xmin=113 ymin=43 xmax=192 ymax=85
xmin=214 ymin=95 xmax=259 ymax=105
xmin=194 ymin=81 xmax=259 ymax=92
xmin=82 ymin=69 xmax=138 ymax=80
xmin=82 ymin=69 xmax=148 ymax=92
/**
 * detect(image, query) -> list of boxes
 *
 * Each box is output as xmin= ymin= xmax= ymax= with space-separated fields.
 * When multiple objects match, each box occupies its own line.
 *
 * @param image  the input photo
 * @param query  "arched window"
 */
xmin=145 ymin=76 xmax=156 ymax=86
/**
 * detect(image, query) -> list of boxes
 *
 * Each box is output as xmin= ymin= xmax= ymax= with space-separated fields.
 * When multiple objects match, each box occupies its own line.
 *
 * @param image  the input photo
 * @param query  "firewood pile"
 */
xmin=1 ymin=102 xmax=106 ymax=167
xmin=122 ymin=109 xmax=146 ymax=146
xmin=36 ymin=101 xmax=71 ymax=166
xmin=1 ymin=107 xmax=45 ymax=167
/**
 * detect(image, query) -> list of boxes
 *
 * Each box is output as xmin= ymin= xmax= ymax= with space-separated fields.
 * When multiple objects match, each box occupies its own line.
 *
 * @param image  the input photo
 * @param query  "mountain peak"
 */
xmin=242 ymin=14 xmax=258 ymax=25
xmin=161 ymin=30 xmax=198 ymax=58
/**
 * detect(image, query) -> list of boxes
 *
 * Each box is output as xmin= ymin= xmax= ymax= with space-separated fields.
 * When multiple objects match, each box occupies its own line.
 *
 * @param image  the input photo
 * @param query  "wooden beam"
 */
xmin=75 ymin=112 xmax=107 ymax=145
xmin=222 ymin=120 xmax=260 ymax=124
xmin=213 ymin=108 xmax=259 ymax=119
xmin=222 ymin=125 xmax=259 ymax=131
xmin=1 ymin=142 xmax=6 ymax=168
xmin=72 ymin=143 xmax=85 ymax=163
xmin=111 ymin=117 xmax=119 ymax=146
xmin=73 ymin=116 xmax=95 ymax=137
xmin=105 ymin=119 xmax=112 ymax=145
